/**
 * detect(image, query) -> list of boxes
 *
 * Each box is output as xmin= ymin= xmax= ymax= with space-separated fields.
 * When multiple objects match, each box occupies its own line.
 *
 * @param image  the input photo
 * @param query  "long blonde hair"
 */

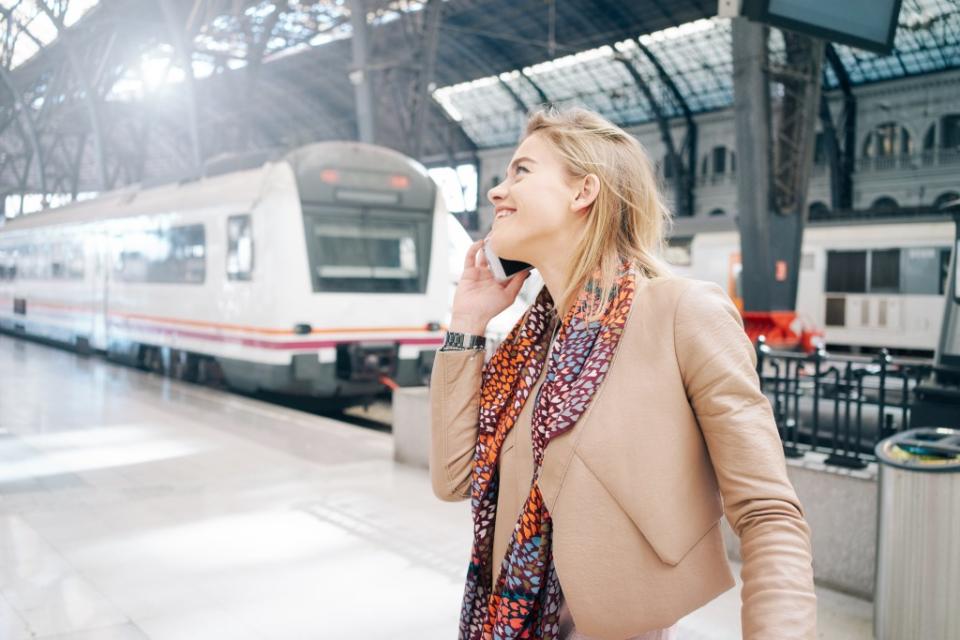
xmin=522 ymin=106 xmax=675 ymax=321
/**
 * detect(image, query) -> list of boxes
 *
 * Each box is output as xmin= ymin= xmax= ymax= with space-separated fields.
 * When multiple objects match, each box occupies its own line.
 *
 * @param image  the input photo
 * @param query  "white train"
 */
xmin=0 ymin=142 xmax=452 ymax=407
xmin=667 ymin=215 xmax=955 ymax=356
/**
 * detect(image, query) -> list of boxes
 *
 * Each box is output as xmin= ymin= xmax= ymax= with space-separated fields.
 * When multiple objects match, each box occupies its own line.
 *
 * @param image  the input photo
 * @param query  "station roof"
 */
xmin=434 ymin=0 xmax=960 ymax=147
xmin=0 ymin=0 xmax=958 ymax=198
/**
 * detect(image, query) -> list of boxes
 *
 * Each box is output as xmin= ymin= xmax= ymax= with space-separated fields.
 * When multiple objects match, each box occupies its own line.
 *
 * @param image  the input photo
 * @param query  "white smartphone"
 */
xmin=483 ymin=239 xmax=534 ymax=282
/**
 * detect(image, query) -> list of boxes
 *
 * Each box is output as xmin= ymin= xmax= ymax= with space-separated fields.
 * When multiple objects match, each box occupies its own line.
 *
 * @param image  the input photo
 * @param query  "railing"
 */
xmin=755 ymin=336 xmax=946 ymax=469
xmin=855 ymin=147 xmax=960 ymax=173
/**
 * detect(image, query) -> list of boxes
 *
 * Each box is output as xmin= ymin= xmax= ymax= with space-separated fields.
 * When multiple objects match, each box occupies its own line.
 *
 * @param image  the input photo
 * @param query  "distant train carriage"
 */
xmin=0 ymin=142 xmax=449 ymax=406
xmin=668 ymin=216 xmax=954 ymax=356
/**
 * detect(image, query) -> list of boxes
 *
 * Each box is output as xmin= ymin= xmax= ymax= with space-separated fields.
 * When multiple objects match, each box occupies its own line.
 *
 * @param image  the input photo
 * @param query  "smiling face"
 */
xmin=486 ymin=132 xmax=592 ymax=266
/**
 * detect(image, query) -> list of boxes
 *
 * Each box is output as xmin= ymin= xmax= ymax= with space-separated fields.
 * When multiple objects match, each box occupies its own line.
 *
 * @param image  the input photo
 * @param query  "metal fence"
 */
xmin=754 ymin=336 xmax=947 ymax=469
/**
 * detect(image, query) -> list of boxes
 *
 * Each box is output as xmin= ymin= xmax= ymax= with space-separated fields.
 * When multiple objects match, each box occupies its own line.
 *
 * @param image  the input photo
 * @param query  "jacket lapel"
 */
xmin=538 ymin=276 xmax=647 ymax=513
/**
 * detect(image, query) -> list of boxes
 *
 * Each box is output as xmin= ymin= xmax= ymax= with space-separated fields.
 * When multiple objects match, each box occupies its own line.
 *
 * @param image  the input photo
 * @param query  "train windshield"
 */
xmin=302 ymin=206 xmax=431 ymax=293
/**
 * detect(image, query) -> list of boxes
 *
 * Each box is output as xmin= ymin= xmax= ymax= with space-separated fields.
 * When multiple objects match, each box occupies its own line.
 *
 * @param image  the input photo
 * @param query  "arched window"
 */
xmin=933 ymin=191 xmax=960 ymax=210
xmin=942 ymin=114 xmax=960 ymax=149
xmin=862 ymin=122 xmax=912 ymax=169
xmin=712 ymin=146 xmax=728 ymax=175
xmin=870 ymin=196 xmax=899 ymax=214
xmin=808 ymin=201 xmax=830 ymax=219
xmin=941 ymin=114 xmax=960 ymax=165
xmin=923 ymin=124 xmax=937 ymax=150
xmin=704 ymin=146 xmax=735 ymax=184
xmin=923 ymin=124 xmax=937 ymax=165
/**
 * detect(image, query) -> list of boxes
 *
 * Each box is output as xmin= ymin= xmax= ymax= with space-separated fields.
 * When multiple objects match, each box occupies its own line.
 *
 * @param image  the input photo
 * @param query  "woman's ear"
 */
xmin=572 ymin=174 xmax=600 ymax=214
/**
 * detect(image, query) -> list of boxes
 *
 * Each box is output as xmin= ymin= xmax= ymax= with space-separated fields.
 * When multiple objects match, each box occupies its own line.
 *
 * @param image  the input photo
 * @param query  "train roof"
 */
xmin=0 ymin=141 xmax=432 ymax=235
xmin=0 ymin=165 xmax=271 ymax=234
xmin=671 ymin=212 xmax=956 ymax=239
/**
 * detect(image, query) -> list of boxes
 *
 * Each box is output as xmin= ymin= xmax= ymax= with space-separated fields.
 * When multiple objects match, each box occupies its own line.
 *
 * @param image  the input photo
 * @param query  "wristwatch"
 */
xmin=440 ymin=331 xmax=486 ymax=351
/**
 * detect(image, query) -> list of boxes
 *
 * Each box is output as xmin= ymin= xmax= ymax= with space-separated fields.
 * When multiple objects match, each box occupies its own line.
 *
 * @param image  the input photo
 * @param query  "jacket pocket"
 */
xmin=571 ymin=451 xmax=723 ymax=566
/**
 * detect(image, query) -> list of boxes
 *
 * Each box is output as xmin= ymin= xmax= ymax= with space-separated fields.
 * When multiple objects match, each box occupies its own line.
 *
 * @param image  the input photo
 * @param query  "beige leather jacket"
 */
xmin=430 ymin=276 xmax=817 ymax=639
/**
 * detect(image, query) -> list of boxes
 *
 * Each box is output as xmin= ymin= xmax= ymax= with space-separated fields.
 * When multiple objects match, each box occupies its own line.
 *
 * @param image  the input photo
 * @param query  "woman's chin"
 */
xmin=488 ymin=234 xmax=523 ymax=262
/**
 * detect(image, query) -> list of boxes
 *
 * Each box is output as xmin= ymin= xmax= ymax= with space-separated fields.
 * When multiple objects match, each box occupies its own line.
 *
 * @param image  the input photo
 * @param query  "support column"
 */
xmin=159 ymin=0 xmax=203 ymax=174
xmin=732 ymin=16 xmax=824 ymax=348
xmin=349 ymin=0 xmax=376 ymax=144
xmin=410 ymin=0 xmax=443 ymax=159
xmin=732 ymin=17 xmax=775 ymax=312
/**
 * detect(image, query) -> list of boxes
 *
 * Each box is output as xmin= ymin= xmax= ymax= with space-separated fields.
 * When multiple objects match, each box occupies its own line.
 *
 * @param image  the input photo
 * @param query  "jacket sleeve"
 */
xmin=428 ymin=349 xmax=485 ymax=502
xmin=674 ymin=279 xmax=817 ymax=639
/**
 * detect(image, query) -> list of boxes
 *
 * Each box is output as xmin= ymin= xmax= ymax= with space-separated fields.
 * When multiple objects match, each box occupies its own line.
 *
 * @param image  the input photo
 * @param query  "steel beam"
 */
xmin=823 ymin=44 xmax=855 ymax=212
xmin=731 ymin=17 xmax=775 ymax=312
xmin=732 ymin=17 xmax=823 ymax=315
xmin=159 ymin=0 xmax=203 ymax=173
xmin=0 ymin=66 xmax=46 ymax=199
xmin=349 ymin=0 xmax=376 ymax=143
xmin=614 ymin=52 xmax=685 ymax=211
xmin=634 ymin=38 xmax=697 ymax=218
xmin=36 ymin=2 xmax=108 ymax=192
xmin=410 ymin=0 xmax=443 ymax=159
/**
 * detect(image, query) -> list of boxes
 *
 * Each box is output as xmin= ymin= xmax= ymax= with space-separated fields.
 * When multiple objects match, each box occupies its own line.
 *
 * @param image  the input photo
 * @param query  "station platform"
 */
xmin=0 ymin=335 xmax=873 ymax=639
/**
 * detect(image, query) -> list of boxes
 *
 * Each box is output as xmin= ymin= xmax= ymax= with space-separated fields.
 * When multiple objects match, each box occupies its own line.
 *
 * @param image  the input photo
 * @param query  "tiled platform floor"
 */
xmin=0 ymin=335 xmax=873 ymax=639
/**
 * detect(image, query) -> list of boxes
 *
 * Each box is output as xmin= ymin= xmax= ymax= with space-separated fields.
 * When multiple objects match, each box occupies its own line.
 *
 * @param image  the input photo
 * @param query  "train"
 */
xmin=667 ymin=215 xmax=955 ymax=357
xmin=0 ymin=142 xmax=453 ymax=408
xmin=2 ymin=139 xmax=953 ymax=407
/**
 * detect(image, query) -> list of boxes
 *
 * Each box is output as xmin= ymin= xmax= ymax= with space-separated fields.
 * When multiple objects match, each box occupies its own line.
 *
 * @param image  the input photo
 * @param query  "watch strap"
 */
xmin=441 ymin=331 xmax=486 ymax=351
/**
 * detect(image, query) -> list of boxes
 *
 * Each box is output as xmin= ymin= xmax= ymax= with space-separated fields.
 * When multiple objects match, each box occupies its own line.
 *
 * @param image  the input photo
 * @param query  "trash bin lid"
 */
xmin=875 ymin=427 xmax=960 ymax=472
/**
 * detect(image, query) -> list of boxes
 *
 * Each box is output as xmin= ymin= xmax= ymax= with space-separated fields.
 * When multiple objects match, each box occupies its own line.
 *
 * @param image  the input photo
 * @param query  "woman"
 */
xmin=429 ymin=107 xmax=817 ymax=640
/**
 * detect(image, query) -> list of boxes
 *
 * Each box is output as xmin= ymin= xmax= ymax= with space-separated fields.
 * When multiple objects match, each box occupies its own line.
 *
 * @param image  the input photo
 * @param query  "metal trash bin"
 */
xmin=873 ymin=427 xmax=960 ymax=640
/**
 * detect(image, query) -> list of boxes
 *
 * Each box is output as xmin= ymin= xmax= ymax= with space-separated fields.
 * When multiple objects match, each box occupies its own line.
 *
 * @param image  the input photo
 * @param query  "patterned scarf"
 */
xmin=459 ymin=257 xmax=638 ymax=640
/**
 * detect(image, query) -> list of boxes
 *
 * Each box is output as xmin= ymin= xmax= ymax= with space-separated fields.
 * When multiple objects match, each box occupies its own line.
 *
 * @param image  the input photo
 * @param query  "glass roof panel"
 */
xmin=433 ymin=2 xmax=959 ymax=149
xmin=3 ymin=0 xmax=100 ymax=70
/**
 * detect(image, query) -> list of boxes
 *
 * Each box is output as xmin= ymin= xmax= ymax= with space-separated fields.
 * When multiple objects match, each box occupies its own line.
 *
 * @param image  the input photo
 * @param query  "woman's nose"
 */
xmin=487 ymin=180 xmax=507 ymax=205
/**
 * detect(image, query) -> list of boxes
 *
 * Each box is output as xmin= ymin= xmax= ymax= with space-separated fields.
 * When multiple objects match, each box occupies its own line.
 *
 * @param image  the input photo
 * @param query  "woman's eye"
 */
xmin=515 ymin=165 xmax=529 ymax=175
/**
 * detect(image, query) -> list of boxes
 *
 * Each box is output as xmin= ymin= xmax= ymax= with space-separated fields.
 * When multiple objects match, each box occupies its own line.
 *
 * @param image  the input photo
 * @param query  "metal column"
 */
xmin=731 ymin=17 xmax=823 ymax=345
xmin=349 ymin=0 xmax=376 ymax=144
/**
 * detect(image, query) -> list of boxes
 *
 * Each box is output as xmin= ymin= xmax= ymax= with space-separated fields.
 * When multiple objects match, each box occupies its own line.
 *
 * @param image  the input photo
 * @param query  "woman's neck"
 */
xmin=536 ymin=257 xmax=574 ymax=321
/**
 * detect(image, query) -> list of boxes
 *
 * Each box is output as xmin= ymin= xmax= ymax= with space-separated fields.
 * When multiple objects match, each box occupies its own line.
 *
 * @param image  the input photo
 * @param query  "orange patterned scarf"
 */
xmin=459 ymin=257 xmax=637 ymax=640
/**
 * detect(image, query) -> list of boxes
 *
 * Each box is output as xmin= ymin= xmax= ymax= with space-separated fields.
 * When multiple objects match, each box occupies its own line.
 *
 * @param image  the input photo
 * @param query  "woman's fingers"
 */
xmin=476 ymin=240 xmax=489 ymax=268
xmin=463 ymin=240 xmax=483 ymax=271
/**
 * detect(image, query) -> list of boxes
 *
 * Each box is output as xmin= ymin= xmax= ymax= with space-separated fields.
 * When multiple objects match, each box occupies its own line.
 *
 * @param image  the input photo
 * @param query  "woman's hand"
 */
xmin=449 ymin=240 xmax=531 ymax=335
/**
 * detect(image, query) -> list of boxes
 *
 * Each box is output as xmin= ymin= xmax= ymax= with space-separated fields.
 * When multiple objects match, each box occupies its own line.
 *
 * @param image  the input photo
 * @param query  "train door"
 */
xmin=90 ymin=230 xmax=109 ymax=349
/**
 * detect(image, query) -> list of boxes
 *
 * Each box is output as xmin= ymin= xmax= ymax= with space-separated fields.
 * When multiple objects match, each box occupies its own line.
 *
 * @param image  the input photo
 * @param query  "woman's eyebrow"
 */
xmin=509 ymin=156 xmax=537 ymax=172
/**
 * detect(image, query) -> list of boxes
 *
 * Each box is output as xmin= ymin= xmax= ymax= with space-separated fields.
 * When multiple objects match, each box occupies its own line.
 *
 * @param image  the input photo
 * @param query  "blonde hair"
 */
xmin=522 ymin=106 xmax=675 ymax=321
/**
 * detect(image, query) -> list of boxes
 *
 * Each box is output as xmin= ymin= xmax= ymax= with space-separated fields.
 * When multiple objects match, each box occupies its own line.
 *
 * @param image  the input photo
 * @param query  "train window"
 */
xmin=302 ymin=207 xmax=430 ymax=293
xmin=226 ymin=215 xmax=254 ymax=281
xmin=942 ymin=247 xmax=953 ymax=296
xmin=825 ymin=250 xmax=866 ymax=293
xmin=0 ymin=249 xmax=11 ymax=281
xmin=955 ymin=241 xmax=960 ymax=302
xmin=825 ymin=297 xmax=845 ymax=327
xmin=114 ymin=224 xmax=205 ymax=284
xmin=900 ymin=246 xmax=942 ymax=295
xmin=869 ymin=248 xmax=900 ymax=293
